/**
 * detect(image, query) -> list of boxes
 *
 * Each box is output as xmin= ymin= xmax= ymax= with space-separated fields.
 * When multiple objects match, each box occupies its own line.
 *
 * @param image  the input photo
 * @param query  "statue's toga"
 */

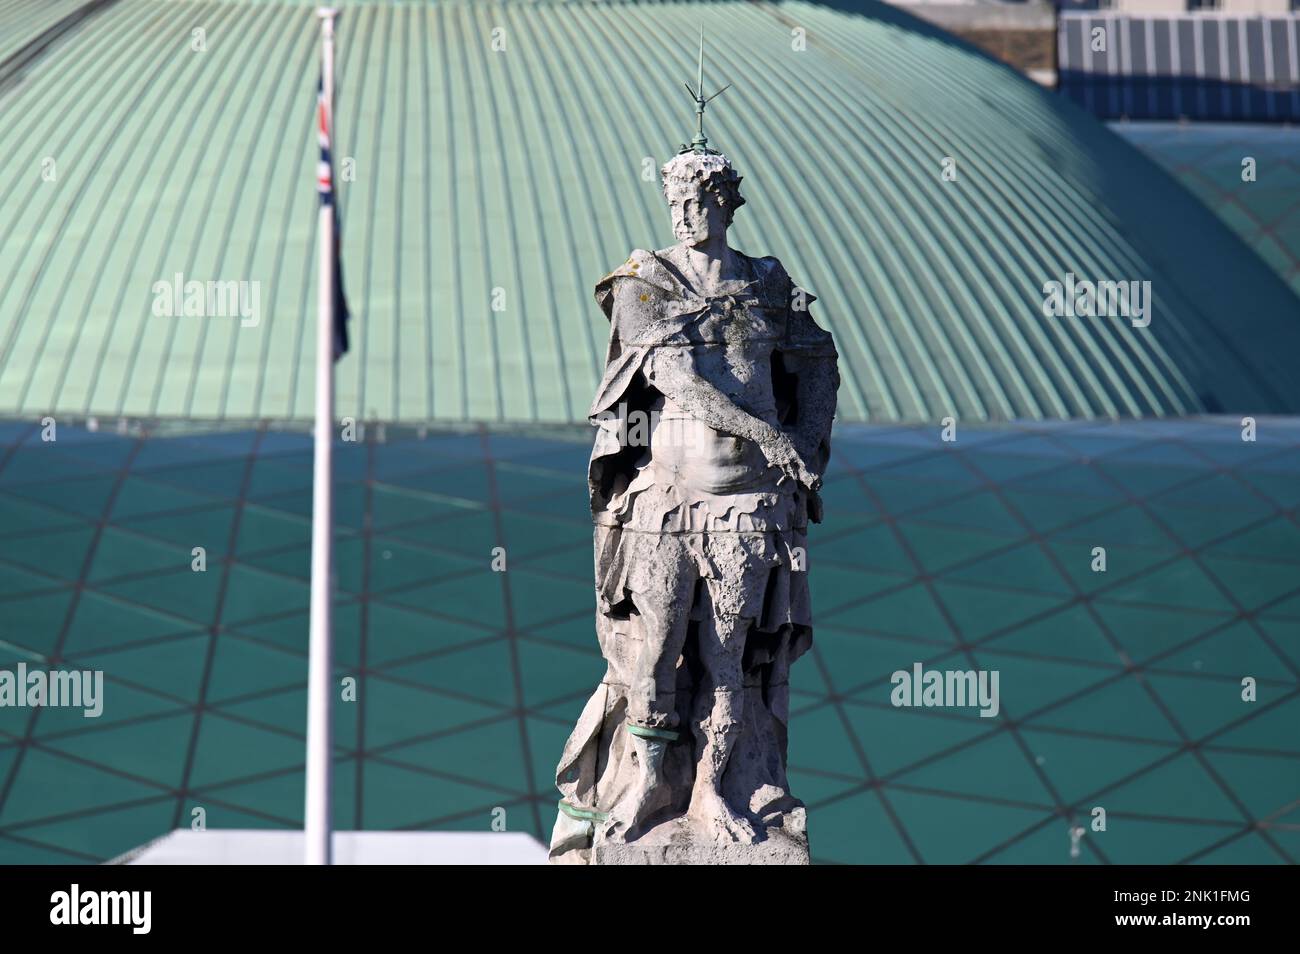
xmin=550 ymin=148 xmax=839 ymax=864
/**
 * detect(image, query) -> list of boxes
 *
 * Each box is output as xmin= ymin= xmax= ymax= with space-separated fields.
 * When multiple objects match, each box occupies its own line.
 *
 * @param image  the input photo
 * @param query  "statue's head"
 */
xmin=661 ymin=151 xmax=745 ymax=247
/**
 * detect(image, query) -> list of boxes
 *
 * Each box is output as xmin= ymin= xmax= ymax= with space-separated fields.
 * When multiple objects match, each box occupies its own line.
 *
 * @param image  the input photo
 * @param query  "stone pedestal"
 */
xmin=590 ymin=810 xmax=810 ymax=866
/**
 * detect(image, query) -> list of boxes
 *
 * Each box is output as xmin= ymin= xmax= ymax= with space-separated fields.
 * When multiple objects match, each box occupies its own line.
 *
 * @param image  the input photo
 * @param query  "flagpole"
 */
xmin=305 ymin=5 xmax=339 ymax=867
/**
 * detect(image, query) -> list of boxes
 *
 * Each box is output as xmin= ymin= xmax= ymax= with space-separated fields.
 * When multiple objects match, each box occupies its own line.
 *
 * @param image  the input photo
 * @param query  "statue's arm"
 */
xmin=644 ymin=345 xmax=819 ymax=490
xmin=773 ymin=333 xmax=837 ymax=522
xmin=787 ymin=353 xmax=838 ymax=469
xmin=773 ymin=272 xmax=839 ymax=496
xmin=606 ymin=279 xmax=774 ymax=444
xmin=643 ymin=345 xmax=773 ymax=444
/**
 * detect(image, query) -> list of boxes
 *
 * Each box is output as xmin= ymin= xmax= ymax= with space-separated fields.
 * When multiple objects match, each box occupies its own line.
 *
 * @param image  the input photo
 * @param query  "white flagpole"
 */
xmin=305 ymin=5 xmax=339 ymax=867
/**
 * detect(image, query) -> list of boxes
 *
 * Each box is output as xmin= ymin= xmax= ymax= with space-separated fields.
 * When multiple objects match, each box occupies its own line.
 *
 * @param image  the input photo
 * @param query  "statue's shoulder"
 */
xmin=746 ymin=252 xmax=787 ymax=280
xmin=737 ymin=250 xmax=833 ymax=353
xmin=598 ymin=248 xmax=667 ymax=286
xmin=732 ymin=250 xmax=796 ymax=309
xmin=595 ymin=249 xmax=664 ymax=321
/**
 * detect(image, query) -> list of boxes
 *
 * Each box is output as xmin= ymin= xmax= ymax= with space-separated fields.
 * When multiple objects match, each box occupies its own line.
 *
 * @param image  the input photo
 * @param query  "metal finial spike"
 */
xmin=697 ymin=27 xmax=705 ymax=103
xmin=682 ymin=30 xmax=728 ymax=155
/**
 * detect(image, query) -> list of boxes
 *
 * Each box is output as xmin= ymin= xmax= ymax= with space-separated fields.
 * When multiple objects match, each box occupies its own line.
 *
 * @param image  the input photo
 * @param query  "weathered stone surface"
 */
xmin=549 ymin=144 xmax=838 ymax=866
xmin=592 ymin=811 xmax=810 ymax=866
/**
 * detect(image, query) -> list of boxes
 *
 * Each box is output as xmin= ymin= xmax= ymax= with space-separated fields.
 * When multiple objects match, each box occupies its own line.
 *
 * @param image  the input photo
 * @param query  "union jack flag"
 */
xmin=317 ymin=73 xmax=351 ymax=361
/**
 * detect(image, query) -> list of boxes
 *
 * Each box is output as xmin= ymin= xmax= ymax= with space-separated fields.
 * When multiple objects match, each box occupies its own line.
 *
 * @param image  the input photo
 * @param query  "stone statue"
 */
xmin=549 ymin=62 xmax=838 ymax=865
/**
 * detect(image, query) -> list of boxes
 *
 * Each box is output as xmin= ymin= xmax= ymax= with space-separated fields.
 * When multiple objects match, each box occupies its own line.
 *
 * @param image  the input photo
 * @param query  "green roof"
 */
xmin=0 ymin=0 xmax=86 ymax=64
xmin=2 ymin=416 xmax=1298 ymax=864
xmin=1 ymin=0 xmax=1298 ymax=426
xmin=1118 ymin=123 xmax=1300 ymax=300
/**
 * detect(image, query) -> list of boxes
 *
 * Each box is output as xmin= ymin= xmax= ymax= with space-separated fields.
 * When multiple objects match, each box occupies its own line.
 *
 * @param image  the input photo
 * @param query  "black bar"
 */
xmin=0 ymin=863 xmax=1289 ymax=939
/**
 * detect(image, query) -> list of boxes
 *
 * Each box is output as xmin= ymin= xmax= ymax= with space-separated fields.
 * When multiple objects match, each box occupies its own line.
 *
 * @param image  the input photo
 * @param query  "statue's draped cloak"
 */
xmin=550 ymin=248 xmax=838 ymax=859
xmin=586 ymin=248 xmax=835 ymax=516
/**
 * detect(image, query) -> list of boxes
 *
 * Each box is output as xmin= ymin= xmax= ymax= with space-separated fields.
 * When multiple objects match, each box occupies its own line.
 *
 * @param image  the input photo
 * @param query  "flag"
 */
xmin=317 ymin=74 xmax=351 ymax=361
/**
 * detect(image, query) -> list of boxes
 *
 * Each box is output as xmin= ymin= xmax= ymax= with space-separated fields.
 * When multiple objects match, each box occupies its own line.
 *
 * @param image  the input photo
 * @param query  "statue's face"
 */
xmin=669 ymin=187 xmax=727 ymax=247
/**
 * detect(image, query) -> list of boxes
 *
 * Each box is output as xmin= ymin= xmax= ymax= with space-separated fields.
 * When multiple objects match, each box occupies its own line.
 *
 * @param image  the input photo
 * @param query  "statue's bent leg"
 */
xmin=688 ymin=614 xmax=758 ymax=844
xmin=604 ymin=591 xmax=692 ymax=842
xmin=627 ymin=598 xmax=690 ymax=731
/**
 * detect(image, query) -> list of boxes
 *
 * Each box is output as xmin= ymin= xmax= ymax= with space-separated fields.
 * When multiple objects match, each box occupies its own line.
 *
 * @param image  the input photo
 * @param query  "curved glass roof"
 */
xmin=1117 ymin=123 xmax=1300 ymax=300
xmin=1 ymin=417 xmax=1298 ymax=864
